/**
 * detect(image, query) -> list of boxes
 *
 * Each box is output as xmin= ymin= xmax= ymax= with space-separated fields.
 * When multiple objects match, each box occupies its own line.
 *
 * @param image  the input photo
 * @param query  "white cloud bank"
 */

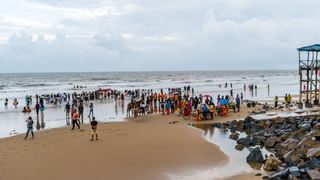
xmin=0 ymin=0 xmax=319 ymax=72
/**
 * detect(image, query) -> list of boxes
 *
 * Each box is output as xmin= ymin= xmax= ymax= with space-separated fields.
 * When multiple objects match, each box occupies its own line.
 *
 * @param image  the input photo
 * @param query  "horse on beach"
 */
xmin=127 ymin=99 xmax=143 ymax=118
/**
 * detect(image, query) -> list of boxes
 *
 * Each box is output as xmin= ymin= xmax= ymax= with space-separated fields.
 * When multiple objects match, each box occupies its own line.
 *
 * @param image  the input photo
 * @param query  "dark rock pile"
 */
xmin=216 ymin=115 xmax=320 ymax=180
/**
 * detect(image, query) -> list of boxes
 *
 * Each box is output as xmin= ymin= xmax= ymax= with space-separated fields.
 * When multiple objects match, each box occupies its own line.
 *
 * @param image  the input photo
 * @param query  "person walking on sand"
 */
xmin=78 ymin=102 xmax=84 ymax=124
xmin=88 ymin=103 xmax=94 ymax=119
xmin=71 ymin=110 xmax=80 ymax=130
xmin=24 ymin=116 xmax=34 ymax=139
xmin=90 ymin=117 xmax=98 ymax=141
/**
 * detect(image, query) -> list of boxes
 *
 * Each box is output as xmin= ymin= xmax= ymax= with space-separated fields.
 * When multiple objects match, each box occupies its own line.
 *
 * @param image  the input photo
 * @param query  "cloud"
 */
xmin=0 ymin=0 xmax=320 ymax=72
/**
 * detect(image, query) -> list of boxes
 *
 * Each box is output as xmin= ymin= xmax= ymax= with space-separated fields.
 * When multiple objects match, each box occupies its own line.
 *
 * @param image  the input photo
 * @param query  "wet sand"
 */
xmin=0 ymin=105 xmax=260 ymax=180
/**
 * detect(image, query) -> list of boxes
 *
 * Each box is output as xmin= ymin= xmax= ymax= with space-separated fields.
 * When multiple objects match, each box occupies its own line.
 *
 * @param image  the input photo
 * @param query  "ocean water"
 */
xmin=0 ymin=70 xmax=299 ymax=138
xmin=0 ymin=70 xmax=298 ymax=101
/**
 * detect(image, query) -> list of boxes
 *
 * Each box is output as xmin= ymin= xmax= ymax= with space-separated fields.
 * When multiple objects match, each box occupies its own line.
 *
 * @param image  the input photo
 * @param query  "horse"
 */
xmin=127 ymin=103 xmax=134 ymax=117
xmin=127 ymin=99 xmax=144 ymax=118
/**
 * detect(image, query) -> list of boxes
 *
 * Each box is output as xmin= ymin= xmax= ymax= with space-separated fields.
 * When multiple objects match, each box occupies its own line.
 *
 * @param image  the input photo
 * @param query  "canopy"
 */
xmin=298 ymin=44 xmax=320 ymax=52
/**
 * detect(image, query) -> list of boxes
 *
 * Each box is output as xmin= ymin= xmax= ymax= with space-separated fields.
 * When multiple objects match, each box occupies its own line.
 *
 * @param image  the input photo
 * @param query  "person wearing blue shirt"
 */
xmin=235 ymin=94 xmax=241 ymax=112
xmin=201 ymin=104 xmax=208 ymax=119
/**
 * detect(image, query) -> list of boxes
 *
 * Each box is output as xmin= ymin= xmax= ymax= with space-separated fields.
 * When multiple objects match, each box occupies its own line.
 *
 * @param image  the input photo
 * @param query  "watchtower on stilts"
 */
xmin=298 ymin=44 xmax=320 ymax=107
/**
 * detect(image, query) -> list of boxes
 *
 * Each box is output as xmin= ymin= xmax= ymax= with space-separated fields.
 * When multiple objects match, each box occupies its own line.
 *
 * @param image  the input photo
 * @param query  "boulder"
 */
xmin=273 ymin=117 xmax=285 ymax=124
xmin=246 ymin=147 xmax=264 ymax=163
xmin=299 ymin=123 xmax=311 ymax=131
xmin=304 ymin=157 xmax=320 ymax=169
xmin=265 ymin=136 xmax=281 ymax=148
xmin=252 ymin=135 xmax=266 ymax=145
xmin=229 ymin=132 xmax=239 ymax=140
xmin=288 ymin=166 xmax=301 ymax=177
xmin=274 ymin=138 xmax=299 ymax=157
xmin=235 ymin=144 xmax=245 ymax=151
xmin=237 ymin=137 xmax=254 ymax=147
xmin=264 ymin=155 xmax=281 ymax=171
xmin=307 ymin=169 xmax=320 ymax=180
xmin=307 ymin=147 xmax=320 ymax=158
xmin=283 ymin=149 xmax=305 ymax=165
xmin=214 ymin=123 xmax=223 ymax=128
xmin=258 ymin=120 xmax=266 ymax=128
xmin=269 ymin=168 xmax=289 ymax=179
xmin=236 ymin=120 xmax=244 ymax=131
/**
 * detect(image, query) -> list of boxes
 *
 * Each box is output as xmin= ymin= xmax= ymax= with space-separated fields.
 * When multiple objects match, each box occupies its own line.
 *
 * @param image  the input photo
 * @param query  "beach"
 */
xmin=0 ymin=104 xmax=263 ymax=180
xmin=0 ymin=70 xmax=310 ymax=180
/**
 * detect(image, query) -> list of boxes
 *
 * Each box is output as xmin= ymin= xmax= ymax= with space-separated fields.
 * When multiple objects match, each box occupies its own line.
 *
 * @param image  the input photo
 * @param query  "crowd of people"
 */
xmin=18 ymin=83 xmax=247 ymax=140
xmin=127 ymin=86 xmax=244 ymax=121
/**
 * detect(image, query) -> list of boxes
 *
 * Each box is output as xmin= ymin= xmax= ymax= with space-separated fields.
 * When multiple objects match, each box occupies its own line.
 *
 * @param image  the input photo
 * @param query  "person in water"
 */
xmin=78 ymin=102 xmax=84 ymax=124
xmin=65 ymin=102 xmax=71 ymax=120
xmin=13 ymin=98 xmax=18 ymax=108
xmin=24 ymin=116 xmax=34 ymax=139
xmin=88 ymin=103 xmax=94 ymax=119
xmin=4 ymin=98 xmax=8 ymax=107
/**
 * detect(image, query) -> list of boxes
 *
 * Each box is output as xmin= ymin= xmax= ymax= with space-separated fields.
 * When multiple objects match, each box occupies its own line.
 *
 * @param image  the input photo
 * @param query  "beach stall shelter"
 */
xmin=298 ymin=44 xmax=320 ymax=106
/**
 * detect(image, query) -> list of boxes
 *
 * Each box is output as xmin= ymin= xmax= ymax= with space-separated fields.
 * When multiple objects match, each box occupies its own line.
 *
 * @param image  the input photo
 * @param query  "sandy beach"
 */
xmin=0 ymin=104 xmax=262 ymax=180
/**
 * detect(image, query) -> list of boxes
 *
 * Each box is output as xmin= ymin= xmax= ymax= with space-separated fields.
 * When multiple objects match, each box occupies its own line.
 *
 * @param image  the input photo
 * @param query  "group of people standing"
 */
xmin=274 ymin=94 xmax=292 ymax=108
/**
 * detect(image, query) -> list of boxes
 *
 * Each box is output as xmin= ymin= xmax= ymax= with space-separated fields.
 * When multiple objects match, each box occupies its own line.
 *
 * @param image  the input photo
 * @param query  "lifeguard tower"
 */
xmin=298 ymin=44 xmax=320 ymax=107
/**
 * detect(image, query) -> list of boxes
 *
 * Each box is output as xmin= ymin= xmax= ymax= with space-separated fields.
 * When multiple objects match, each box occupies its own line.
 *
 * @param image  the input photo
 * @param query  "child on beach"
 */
xmin=90 ymin=117 xmax=98 ymax=141
xmin=24 ymin=116 xmax=34 ymax=139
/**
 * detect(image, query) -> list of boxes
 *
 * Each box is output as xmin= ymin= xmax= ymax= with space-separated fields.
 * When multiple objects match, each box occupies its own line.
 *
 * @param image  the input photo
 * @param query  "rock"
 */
xmin=246 ymin=147 xmax=264 ymax=163
xmin=299 ymin=123 xmax=311 ymax=131
xmin=264 ymin=155 xmax=281 ymax=171
xmin=269 ymin=168 xmax=289 ymax=179
xmin=304 ymin=157 xmax=320 ymax=169
xmin=297 ymin=137 xmax=318 ymax=151
xmin=307 ymin=147 xmax=320 ymax=158
xmin=236 ymin=120 xmax=244 ymax=131
xmin=315 ymin=122 xmax=320 ymax=129
xmin=265 ymin=136 xmax=280 ymax=148
xmin=258 ymin=120 xmax=266 ymax=128
xmin=307 ymin=169 xmax=320 ymax=180
xmin=214 ymin=123 xmax=223 ymax=128
xmin=229 ymin=132 xmax=239 ymax=140
xmin=255 ymin=173 xmax=262 ymax=176
xmin=235 ymin=144 xmax=245 ymax=151
xmin=252 ymin=135 xmax=266 ymax=145
xmin=273 ymin=117 xmax=285 ymax=124
xmin=274 ymin=138 xmax=299 ymax=157
xmin=283 ymin=149 xmax=305 ymax=165
xmin=288 ymin=166 xmax=301 ymax=177
xmin=237 ymin=137 xmax=254 ymax=147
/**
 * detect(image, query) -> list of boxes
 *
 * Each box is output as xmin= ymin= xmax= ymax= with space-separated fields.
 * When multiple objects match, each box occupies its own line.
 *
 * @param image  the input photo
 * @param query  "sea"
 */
xmin=0 ymin=70 xmax=299 ymax=138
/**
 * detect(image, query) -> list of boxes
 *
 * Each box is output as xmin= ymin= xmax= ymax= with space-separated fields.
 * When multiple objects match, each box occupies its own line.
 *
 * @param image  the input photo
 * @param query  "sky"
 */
xmin=0 ymin=0 xmax=320 ymax=72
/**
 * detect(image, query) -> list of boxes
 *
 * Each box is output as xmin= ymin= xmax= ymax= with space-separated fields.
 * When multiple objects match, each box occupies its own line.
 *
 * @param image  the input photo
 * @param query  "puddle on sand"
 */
xmin=168 ymin=123 xmax=270 ymax=180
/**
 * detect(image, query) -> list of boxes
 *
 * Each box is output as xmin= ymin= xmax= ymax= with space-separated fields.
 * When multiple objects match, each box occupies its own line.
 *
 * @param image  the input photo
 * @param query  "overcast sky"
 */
xmin=0 ymin=0 xmax=319 ymax=72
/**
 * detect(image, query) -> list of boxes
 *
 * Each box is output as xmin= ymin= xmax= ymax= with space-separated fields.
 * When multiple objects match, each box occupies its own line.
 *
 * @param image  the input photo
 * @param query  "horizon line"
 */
xmin=0 ymin=68 xmax=297 ymax=74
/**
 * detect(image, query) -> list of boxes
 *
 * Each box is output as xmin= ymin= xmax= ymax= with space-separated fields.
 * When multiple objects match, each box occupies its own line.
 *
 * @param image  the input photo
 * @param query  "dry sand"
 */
xmin=0 ymin=105 xmax=260 ymax=180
